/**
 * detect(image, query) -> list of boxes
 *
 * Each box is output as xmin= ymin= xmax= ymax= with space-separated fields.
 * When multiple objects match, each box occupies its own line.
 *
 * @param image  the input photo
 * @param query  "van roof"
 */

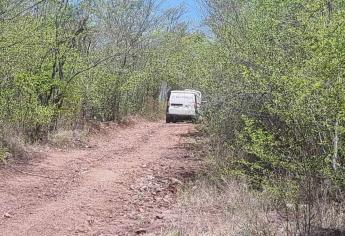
xmin=171 ymin=90 xmax=189 ymax=93
xmin=170 ymin=92 xmax=195 ymax=97
xmin=171 ymin=90 xmax=200 ymax=94
xmin=170 ymin=92 xmax=195 ymax=103
xmin=184 ymin=89 xmax=201 ymax=93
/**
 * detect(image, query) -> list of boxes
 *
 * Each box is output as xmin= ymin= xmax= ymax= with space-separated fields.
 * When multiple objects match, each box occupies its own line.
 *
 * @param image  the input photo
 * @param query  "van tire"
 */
xmin=166 ymin=115 xmax=171 ymax=123
xmin=172 ymin=116 xmax=177 ymax=123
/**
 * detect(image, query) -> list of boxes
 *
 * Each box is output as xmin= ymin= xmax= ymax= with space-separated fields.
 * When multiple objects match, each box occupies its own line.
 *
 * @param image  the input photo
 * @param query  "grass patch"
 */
xmin=47 ymin=129 xmax=89 ymax=148
xmin=162 ymin=178 xmax=283 ymax=236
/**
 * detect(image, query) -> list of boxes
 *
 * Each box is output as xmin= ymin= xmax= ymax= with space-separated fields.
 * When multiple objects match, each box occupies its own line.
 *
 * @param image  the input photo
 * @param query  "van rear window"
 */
xmin=170 ymin=93 xmax=195 ymax=100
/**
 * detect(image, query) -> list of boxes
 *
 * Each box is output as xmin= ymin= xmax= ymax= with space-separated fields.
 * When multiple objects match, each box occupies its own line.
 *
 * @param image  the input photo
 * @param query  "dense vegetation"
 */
xmin=0 ymin=0 xmax=188 ymax=141
xmin=1 ymin=0 xmax=345 ymax=234
xmin=200 ymin=0 xmax=345 ymax=234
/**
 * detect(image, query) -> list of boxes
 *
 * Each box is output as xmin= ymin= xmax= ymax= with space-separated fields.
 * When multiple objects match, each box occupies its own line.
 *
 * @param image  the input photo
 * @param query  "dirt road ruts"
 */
xmin=0 ymin=120 xmax=199 ymax=236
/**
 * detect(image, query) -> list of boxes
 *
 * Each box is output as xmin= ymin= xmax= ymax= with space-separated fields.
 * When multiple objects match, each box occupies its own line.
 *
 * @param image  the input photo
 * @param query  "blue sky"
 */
xmin=160 ymin=0 xmax=204 ymax=28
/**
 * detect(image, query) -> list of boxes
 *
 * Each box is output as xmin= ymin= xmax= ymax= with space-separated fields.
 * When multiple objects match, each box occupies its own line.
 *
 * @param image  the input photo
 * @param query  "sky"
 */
xmin=160 ymin=0 xmax=205 ymax=29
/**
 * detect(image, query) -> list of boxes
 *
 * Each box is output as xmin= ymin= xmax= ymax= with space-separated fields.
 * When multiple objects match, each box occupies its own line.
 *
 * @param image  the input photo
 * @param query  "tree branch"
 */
xmin=66 ymin=52 xmax=127 ymax=84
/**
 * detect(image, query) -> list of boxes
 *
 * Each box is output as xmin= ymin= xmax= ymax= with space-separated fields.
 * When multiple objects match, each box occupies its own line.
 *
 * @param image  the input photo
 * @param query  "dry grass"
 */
xmin=0 ymin=134 xmax=32 ymax=162
xmin=160 ymin=179 xmax=285 ymax=236
xmin=47 ymin=129 xmax=89 ymax=148
xmin=47 ymin=116 xmax=147 ymax=148
xmin=157 ymin=177 xmax=345 ymax=236
xmin=153 ymin=126 xmax=345 ymax=236
xmin=139 ymin=99 xmax=166 ymax=121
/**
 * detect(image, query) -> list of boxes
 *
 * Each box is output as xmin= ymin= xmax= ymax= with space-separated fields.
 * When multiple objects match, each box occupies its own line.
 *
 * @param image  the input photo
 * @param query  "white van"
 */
xmin=166 ymin=90 xmax=199 ymax=123
xmin=184 ymin=89 xmax=202 ymax=109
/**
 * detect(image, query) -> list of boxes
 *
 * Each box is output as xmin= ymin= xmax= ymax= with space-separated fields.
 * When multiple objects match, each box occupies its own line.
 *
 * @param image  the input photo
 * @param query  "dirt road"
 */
xmin=0 ymin=120 xmax=199 ymax=236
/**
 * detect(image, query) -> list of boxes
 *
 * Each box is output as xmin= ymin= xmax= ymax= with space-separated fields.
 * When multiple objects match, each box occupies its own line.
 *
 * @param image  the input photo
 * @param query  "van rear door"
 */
xmin=168 ymin=92 xmax=196 ymax=116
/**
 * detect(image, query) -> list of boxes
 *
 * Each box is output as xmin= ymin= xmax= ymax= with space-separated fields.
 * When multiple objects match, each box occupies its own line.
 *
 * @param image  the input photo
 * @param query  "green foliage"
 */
xmin=201 ymin=0 xmax=345 ymax=233
xmin=0 ymin=146 xmax=8 ymax=163
xmin=0 ymin=0 xmax=186 ymax=138
xmin=2 ymin=1 xmax=345 ymax=232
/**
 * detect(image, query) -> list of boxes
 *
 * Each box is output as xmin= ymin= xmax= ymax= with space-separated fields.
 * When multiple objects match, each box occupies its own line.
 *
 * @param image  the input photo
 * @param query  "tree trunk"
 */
xmin=332 ymin=119 xmax=339 ymax=171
